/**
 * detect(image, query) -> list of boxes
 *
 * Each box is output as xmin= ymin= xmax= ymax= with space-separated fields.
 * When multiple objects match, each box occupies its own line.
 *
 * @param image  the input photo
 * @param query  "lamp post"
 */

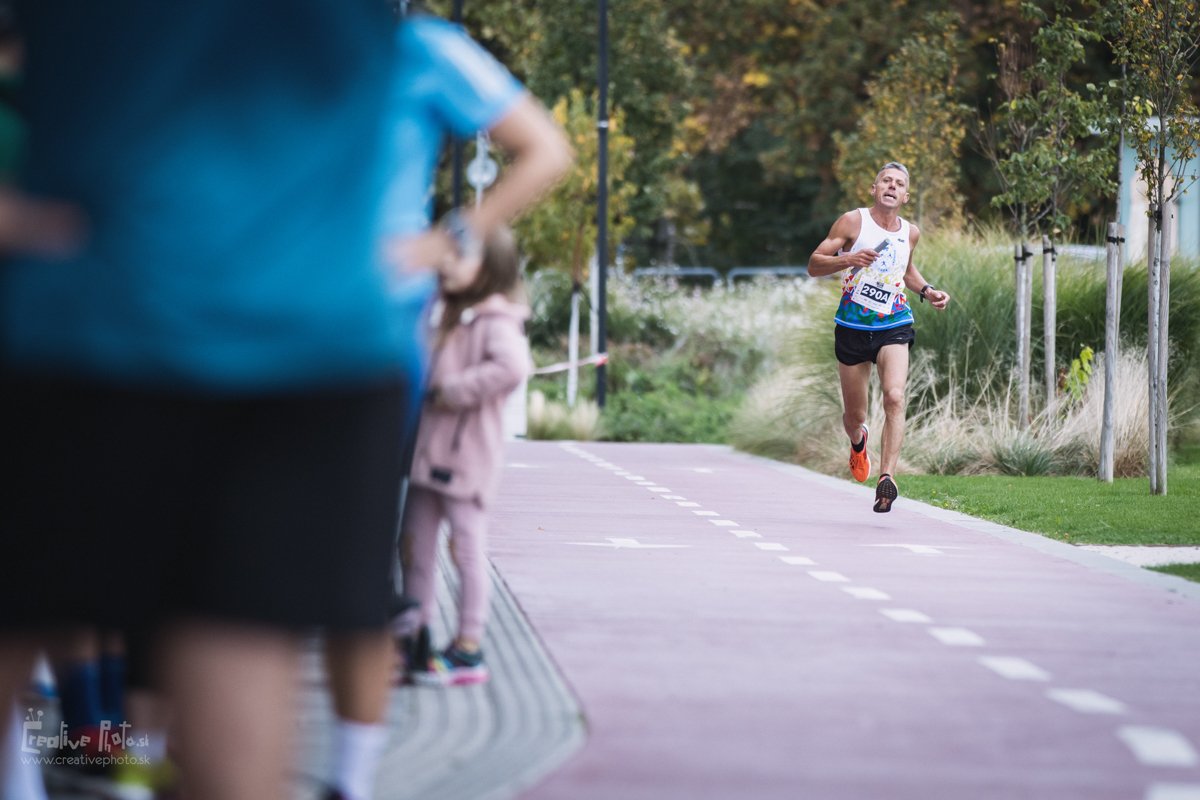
xmin=451 ymin=0 xmax=465 ymax=208
xmin=595 ymin=0 xmax=610 ymax=407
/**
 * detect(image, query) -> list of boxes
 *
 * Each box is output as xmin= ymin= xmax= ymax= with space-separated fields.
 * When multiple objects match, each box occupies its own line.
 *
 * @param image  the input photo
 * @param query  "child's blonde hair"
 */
xmin=439 ymin=225 xmax=523 ymax=340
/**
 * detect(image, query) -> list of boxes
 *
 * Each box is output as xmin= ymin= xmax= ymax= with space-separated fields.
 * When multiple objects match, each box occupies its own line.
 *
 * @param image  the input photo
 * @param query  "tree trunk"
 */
xmin=1147 ymin=205 xmax=1161 ymax=493
xmin=1018 ymin=243 xmax=1033 ymax=427
xmin=1157 ymin=207 xmax=1172 ymax=494
xmin=567 ymin=284 xmax=580 ymax=407
xmin=1015 ymin=243 xmax=1028 ymax=428
xmin=589 ymin=251 xmax=599 ymax=356
xmin=1099 ymin=222 xmax=1125 ymax=483
xmin=1042 ymin=235 xmax=1057 ymax=410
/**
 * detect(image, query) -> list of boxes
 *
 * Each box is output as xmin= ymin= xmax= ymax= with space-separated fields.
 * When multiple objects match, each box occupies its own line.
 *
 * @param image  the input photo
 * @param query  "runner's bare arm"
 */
xmin=900 ymin=226 xmax=949 ymax=309
xmin=807 ymin=211 xmax=877 ymax=277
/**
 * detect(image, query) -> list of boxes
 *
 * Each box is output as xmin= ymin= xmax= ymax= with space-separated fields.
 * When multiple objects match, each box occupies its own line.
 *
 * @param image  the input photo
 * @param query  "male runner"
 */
xmin=807 ymin=162 xmax=949 ymax=512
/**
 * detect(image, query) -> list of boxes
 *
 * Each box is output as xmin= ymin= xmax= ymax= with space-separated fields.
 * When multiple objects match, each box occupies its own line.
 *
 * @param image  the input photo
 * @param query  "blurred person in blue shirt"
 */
xmin=0 ymin=3 xmax=410 ymax=800
xmin=318 ymin=12 xmax=570 ymax=800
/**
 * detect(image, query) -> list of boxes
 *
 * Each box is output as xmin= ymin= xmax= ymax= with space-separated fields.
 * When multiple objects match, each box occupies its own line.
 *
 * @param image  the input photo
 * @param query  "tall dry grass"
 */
xmin=526 ymin=390 xmax=603 ymax=440
xmin=731 ymin=348 xmax=1153 ymax=478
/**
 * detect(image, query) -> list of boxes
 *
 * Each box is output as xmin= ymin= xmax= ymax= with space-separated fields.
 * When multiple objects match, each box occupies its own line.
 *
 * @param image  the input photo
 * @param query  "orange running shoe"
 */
xmin=848 ymin=424 xmax=870 ymax=482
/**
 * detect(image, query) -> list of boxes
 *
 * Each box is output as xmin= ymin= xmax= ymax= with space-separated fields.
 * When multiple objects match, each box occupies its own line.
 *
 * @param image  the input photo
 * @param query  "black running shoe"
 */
xmin=874 ymin=474 xmax=898 ymax=513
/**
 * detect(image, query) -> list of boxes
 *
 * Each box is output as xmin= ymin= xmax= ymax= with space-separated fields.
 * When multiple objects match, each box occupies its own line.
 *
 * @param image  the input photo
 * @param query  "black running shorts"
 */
xmin=0 ymin=373 xmax=409 ymax=633
xmin=834 ymin=323 xmax=916 ymax=366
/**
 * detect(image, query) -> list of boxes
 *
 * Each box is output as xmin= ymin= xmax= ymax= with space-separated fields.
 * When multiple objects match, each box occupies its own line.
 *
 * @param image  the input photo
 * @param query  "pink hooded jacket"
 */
xmin=410 ymin=293 xmax=533 ymax=506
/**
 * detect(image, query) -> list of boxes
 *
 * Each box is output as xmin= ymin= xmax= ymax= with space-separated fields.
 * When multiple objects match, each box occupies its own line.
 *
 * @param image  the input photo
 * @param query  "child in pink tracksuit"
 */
xmin=396 ymin=227 xmax=532 ymax=686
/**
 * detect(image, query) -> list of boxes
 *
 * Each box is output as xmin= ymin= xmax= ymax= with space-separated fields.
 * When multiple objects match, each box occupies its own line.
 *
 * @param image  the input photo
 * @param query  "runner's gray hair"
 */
xmin=875 ymin=162 xmax=910 ymax=184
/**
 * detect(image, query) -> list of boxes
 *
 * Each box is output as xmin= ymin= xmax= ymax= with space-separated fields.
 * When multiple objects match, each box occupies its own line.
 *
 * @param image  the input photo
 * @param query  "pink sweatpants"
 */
xmin=399 ymin=485 xmax=490 ymax=643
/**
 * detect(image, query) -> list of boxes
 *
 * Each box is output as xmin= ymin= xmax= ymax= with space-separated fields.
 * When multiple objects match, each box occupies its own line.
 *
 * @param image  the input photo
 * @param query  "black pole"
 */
xmin=595 ymin=0 xmax=609 ymax=407
xmin=451 ymin=0 xmax=465 ymax=208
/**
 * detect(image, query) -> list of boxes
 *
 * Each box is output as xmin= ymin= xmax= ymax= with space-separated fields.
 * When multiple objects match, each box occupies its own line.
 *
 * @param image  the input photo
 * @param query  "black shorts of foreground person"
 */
xmin=0 ymin=374 xmax=408 ymax=633
xmin=834 ymin=324 xmax=916 ymax=366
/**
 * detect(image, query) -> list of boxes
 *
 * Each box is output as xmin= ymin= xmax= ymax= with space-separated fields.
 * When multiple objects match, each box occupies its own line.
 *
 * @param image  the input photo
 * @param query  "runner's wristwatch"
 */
xmin=919 ymin=284 xmax=934 ymax=303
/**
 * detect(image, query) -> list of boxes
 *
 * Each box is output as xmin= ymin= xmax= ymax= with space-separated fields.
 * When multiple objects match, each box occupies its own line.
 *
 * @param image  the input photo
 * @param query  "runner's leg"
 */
xmin=838 ymin=361 xmax=872 ymax=444
xmin=876 ymin=343 xmax=910 ymax=477
xmin=161 ymin=622 xmax=299 ymax=800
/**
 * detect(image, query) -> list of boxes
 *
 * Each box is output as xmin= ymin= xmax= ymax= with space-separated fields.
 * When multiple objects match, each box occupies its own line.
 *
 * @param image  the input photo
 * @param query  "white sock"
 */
xmin=5 ymin=704 xmax=49 ymax=800
xmin=332 ymin=719 xmax=388 ymax=800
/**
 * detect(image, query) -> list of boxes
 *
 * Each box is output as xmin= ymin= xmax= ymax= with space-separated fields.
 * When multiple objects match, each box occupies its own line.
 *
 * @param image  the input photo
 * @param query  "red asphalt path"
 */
xmin=487 ymin=442 xmax=1200 ymax=800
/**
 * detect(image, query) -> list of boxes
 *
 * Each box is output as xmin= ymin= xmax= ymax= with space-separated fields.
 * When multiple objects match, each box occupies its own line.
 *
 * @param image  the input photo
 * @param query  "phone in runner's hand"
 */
xmin=851 ymin=238 xmax=890 ymax=275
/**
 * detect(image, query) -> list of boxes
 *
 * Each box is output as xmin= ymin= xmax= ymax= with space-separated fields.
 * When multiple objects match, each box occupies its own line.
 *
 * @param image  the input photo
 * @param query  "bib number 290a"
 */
xmin=851 ymin=279 xmax=898 ymax=314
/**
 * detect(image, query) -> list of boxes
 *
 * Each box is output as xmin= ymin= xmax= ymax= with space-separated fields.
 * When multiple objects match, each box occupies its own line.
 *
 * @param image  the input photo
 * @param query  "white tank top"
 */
xmin=835 ymin=208 xmax=913 ymax=329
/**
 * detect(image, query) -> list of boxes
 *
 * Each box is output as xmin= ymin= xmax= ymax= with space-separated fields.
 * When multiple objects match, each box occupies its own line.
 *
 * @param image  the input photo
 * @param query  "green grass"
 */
xmin=901 ymin=465 xmax=1200 ymax=545
xmin=1148 ymin=563 xmax=1200 ymax=583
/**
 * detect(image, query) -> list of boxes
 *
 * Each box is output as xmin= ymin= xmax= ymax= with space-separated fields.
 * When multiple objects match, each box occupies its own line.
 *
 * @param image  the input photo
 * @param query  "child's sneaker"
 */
xmin=412 ymin=646 xmax=489 ymax=687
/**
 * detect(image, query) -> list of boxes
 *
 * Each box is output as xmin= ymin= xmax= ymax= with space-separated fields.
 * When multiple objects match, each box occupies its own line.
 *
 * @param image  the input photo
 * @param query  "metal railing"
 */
xmin=631 ymin=265 xmax=809 ymax=287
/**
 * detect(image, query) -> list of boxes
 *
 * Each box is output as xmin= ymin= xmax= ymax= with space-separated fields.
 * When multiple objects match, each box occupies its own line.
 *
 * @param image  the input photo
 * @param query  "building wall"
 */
xmin=1119 ymin=137 xmax=1198 ymax=264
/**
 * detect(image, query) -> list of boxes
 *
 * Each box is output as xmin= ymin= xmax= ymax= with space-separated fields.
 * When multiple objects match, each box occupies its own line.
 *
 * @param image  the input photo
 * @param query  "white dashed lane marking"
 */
xmin=571 ymin=446 xmax=1200 ymax=788
xmin=879 ymin=609 xmax=933 ymax=623
xmin=1146 ymin=783 xmax=1200 ymax=800
xmin=1117 ymin=727 xmax=1200 ymax=767
xmin=1046 ymin=689 xmax=1128 ymax=715
xmin=808 ymin=571 xmax=850 ymax=582
xmin=843 ymin=587 xmax=891 ymax=600
xmin=928 ymin=628 xmax=985 ymax=647
xmin=978 ymin=656 xmax=1051 ymax=681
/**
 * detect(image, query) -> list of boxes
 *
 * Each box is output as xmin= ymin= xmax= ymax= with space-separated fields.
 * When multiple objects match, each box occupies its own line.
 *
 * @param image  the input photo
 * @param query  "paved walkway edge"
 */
xmin=718 ymin=446 xmax=1200 ymax=604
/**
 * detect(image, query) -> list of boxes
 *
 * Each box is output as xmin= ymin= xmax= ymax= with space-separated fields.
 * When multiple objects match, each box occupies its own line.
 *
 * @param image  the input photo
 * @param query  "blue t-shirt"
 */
xmin=378 ymin=15 xmax=525 ymax=396
xmin=2 ymin=1 xmax=401 ymax=391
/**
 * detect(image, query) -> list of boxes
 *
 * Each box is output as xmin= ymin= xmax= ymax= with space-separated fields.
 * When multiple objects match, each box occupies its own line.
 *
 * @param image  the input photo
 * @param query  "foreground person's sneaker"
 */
xmin=874 ymin=473 xmax=898 ymax=513
xmin=848 ymin=424 xmax=870 ymax=482
xmin=413 ymin=646 xmax=489 ymax=687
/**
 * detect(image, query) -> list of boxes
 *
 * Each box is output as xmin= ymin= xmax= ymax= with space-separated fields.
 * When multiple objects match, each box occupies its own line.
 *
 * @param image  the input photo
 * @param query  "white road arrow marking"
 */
xmin=563 ymin=538 xmax=689 ymax=550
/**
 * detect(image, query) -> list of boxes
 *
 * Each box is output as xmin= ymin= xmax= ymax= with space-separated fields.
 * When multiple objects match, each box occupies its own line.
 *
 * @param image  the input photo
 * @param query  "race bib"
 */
xmin=851 ymin=278 xmax=899 ymax=314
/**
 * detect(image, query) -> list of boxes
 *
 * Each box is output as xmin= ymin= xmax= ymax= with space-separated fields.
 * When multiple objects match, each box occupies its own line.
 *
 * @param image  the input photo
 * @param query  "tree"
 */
xmin=976 ymin=3 xmax=1115 ymax=429
xmin=516 ymin=90 xmax=636 ymax=282
xmin=515 ymin=90 xmax=636 ymax=404
xmin=526 ymin=0 xmax=691 ymax=254
xmin=834 ymin=12 xmax=969 ymax=230
xmin=1110 ymin=0 xmax=1200 ymax=495
xmin=978 ymin=5 xmax=1114 ymax=242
